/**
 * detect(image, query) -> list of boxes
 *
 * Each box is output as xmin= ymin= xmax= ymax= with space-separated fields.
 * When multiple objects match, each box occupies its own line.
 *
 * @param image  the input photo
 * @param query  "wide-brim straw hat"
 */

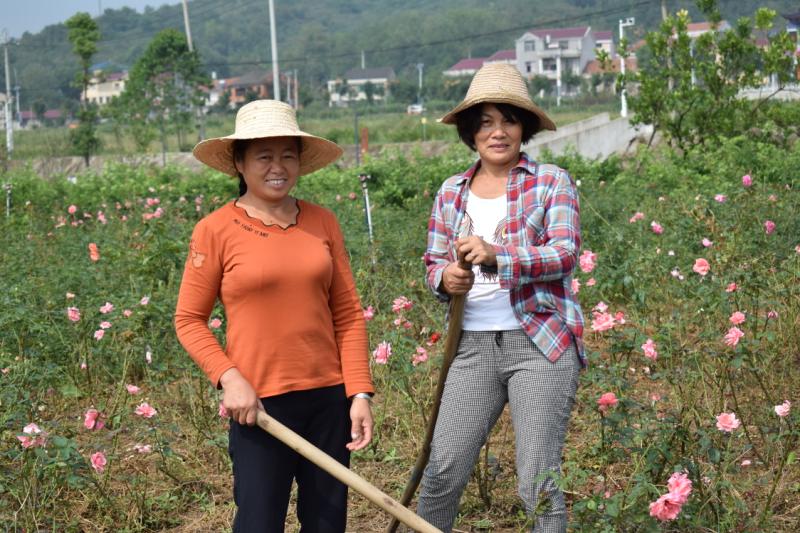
xmin=193 ymin=100 xmax=343 ymax=177
xmin=439 ymin=63 xmax=556 ymax=132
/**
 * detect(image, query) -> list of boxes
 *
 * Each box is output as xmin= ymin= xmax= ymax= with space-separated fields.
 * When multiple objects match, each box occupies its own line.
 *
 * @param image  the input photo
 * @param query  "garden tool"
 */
xmin=386 ymin=256 xmax=471 ymax=532
xmin=255 ymin=410 xmax=441 ymax=533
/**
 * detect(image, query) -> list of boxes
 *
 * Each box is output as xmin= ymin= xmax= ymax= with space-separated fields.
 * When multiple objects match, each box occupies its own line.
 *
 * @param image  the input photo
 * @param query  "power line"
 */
xmin=201 ymin=0 xmax=662 ymax=70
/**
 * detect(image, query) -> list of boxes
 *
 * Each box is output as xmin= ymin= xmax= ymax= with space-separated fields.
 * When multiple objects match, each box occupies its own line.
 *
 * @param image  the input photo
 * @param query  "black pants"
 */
xmin=228 ymin=384 xmax=350 ymax=532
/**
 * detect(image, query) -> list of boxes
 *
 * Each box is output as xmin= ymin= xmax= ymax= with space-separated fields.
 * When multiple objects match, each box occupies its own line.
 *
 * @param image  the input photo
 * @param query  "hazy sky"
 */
xmin=2 ymin=0 xmax=182 ymax=38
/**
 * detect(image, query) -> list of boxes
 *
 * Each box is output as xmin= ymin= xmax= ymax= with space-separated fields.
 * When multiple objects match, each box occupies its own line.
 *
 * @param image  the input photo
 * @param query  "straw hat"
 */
xmin=439 ymin=63 xmax=556 ymax=131
xmin=193 ymin=100 xmax=343 ymax=177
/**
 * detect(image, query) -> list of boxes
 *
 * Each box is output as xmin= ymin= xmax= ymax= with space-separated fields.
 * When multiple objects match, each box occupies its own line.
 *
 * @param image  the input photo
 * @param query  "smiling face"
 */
xmin=473 ymin=104 xmax=523 ymax=169
xmin=234 ymin=137 xmax=301 ymax=206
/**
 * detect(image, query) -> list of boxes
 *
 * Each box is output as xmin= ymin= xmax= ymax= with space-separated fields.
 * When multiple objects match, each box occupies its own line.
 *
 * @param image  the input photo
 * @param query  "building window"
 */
xmin=559 ymin=40 xmax=569 ymax=49
xmin=524 ymin=40 xmax=536 ymax=52
xmin=526 ymin=62 xmax=532 ymax=73
xmin=542 ymin=58 xmax=557 ymax=72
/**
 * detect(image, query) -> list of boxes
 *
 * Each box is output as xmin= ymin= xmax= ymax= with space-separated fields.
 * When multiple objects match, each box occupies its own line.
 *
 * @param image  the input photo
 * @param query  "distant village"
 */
xmin=3 ymin=13 xmax=800 ymax=129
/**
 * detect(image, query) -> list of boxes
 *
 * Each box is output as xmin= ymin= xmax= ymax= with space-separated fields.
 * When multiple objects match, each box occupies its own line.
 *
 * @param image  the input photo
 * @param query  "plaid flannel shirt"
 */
xmin=424 ymin=153 xmax=586 ymax=366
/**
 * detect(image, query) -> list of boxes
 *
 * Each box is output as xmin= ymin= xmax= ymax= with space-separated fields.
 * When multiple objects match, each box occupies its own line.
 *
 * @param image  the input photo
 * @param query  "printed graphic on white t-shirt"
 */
xmin=461 ymin=191 xmax=521 ymax=331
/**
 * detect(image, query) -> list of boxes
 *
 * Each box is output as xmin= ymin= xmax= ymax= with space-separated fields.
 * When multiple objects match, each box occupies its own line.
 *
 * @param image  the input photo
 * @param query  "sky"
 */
xmin=2 ymin=0 xmax=182 ymax=38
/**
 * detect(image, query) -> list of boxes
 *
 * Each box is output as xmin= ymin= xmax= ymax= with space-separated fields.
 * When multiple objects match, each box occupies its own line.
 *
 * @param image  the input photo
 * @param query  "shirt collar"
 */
xmin=454 ymin=152 xmax=537 ymax=185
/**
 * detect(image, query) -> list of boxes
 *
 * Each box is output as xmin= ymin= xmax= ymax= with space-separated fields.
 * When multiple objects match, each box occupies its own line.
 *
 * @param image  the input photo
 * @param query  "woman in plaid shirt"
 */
xmin=418 ymin=63 xmax=585 ymax=532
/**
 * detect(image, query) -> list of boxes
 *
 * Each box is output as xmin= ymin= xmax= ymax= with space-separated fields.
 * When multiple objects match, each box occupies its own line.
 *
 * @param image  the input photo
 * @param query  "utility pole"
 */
xmin=555 ymin=48 xmax=562 ymax=106
xmin=361 ymin=50 xmax=365 ymax=69
xmin=619 ymin=17 xmax=635 ymax=118
xmin=293 ymin=69 xmax=298 ymax=109
xmin=268 ymin=0 xmax=280 ymax=101
xmin=181 ymin=0 xmax=194 ymax=51
xmin=416 ymin=63 xmax=424 ymax=105
xmin=13 ymin=67 xmax=20 ymax=123
xmin=3 ymin=30 xmax=13 ymax=159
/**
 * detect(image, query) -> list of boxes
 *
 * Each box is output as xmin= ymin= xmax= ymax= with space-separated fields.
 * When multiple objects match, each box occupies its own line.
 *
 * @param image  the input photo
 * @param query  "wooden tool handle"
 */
xmin=256 ymin=411 xmax=441 ymax=533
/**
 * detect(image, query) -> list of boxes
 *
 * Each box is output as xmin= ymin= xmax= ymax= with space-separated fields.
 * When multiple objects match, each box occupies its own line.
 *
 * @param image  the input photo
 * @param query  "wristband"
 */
xmin=352 ymin=392 xmax=373 ymax=402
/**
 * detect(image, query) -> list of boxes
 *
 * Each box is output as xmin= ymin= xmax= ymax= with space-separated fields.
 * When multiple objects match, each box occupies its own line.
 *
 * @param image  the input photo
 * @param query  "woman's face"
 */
xmin=474 ymin=104 xmax=523 ymax=169
xmin=235 ymin=136 xmax=300 ymax=205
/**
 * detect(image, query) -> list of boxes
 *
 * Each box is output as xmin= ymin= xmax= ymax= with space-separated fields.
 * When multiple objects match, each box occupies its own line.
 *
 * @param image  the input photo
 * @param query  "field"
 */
xmin=1 ymin=136 xmax=799 ymax=532
xmin=9 ymin=101 xmax=617 ymax=161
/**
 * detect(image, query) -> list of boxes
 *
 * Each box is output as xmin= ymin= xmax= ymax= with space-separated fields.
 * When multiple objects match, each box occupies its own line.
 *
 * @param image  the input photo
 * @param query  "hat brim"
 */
xmin=192 ymin=132 xmax=343 ymax=177
xmin=439 ymin=95 xmax=557 ymax=132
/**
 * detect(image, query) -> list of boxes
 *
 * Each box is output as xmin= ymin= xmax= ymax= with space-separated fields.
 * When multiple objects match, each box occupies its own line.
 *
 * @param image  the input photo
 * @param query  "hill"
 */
xmin=3 ymin=0 xmax=798 ymax=111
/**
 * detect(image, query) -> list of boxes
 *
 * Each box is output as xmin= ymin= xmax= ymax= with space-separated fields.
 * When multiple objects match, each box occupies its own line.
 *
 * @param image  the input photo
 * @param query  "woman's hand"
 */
xmin=456 ymin=236 xmax=497 ymax=267
xmin=220 ymin=368 xmax=264 ymax=426
xmin=442 ymin=260 xmax=475 ymax=295
xmin=347 ymin=398 xmax=373 ymax=451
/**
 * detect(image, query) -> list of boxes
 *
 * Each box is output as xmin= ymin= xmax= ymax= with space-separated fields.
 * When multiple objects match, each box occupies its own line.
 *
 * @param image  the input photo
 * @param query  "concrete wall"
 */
xmin=524 ymin=112 xmax=652 ymax=159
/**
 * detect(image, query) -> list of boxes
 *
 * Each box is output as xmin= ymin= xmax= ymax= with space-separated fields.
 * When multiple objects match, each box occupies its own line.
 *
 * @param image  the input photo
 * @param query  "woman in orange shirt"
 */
xmin=175 ymin=100 xmax=374 ymax=532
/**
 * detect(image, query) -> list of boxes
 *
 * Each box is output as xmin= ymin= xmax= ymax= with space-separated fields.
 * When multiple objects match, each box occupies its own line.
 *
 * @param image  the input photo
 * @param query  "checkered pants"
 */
xmin=416 ymin=329 xmax=580 ymax=532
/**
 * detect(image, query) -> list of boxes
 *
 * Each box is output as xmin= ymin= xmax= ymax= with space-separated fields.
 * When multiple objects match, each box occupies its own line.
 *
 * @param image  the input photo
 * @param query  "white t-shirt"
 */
xmin=462 ymin=190 xmax=521 ymax=331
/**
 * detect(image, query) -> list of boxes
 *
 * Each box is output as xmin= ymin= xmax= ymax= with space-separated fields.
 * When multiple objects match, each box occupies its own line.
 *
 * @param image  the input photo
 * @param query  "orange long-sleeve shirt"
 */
xmin=174 ymin=200 xmax=373 ymax=399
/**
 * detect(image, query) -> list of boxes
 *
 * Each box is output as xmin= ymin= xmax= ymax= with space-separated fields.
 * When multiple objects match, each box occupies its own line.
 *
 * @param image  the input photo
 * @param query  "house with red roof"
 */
xmin=485 ymin=49 xmax=516 ymax=66
xmin=443 ymin=57 xmax=487 ymax=77
xmin=515 ymin=26 xmax=596 ymax=80
xmin=83 ymin=71 xmax=128 ymax=106
xmin=593 ymin=30 xmax=615 ymax=57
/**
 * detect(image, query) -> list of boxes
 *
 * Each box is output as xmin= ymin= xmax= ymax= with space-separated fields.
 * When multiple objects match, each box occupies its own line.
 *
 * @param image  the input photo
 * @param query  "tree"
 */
xmin=32 ymin=100 xmax=47 ymax=122
xmin=364 ymin=81 xmax=375 ymax=104
xmin=116 ymin=29 xmax=207 ymax=161
xmin=65 ymin=12 xmax=101 ymax=166
xmin=626 ymin=0 xmax=795 ymax=154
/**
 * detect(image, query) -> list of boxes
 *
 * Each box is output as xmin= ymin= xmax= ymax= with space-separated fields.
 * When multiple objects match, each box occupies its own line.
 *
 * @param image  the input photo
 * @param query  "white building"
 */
xmin=443 ymin=57 xmax=486 ymax=78
xmin=83 ymin=71 xmax=128 ymax=106
xmin=515 ymin=26 xmax=596 ymax=80
xmin=327 ymin=67 xmax=395 ymax=106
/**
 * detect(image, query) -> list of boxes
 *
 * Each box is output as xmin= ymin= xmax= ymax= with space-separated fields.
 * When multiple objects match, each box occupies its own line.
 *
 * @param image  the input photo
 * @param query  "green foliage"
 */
xmin=110 ymin=29 xmax=208 ymax=156
xmin=1 ymin=130 xmax=798 ymax=529
xmin=626 ymin=1 xmax=796 ymax=155
xmin=65 ymin=12 xmax=101 ymax=166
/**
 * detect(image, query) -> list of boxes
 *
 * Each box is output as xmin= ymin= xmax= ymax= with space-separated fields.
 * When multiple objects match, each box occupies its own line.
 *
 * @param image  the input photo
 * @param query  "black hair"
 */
xmin=454 ymin=103 xmax=541 ymax=151
xmin=232 ymin=137 xmax=304 ymax=196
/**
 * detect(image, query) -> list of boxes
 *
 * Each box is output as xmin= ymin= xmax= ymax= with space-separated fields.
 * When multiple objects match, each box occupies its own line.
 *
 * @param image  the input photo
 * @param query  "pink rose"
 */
xmin=597 ymin=392 xmax=618 ymax=412
xmin=692 ymin=258 xmax=710 ymax=276
xmin=714 ymin=194 xmax=727 ymax=203
xmin=90 ymin=451 xmax=107 ymax=473
xmin=67 ymin=307 xmax=81 ymax=322
xmin=133 ymin=443 xmax=152 ymax=454
xmin=123 ymin=309 xmax=133 ymax=317
xmin=126 ymin=384 xmax=141 ymax=395
xmin=99 ymin=321 xmax=112 ymax=329
xmin=93 ymin=329 xmax=105 ymax=341
xmin=88 ymin=242 xmax=100 ymax=262
xmin=649 ymin=493 xmax=683 ymax=521
xmin=742 ymin=174 xmax=752 ymax=187
xmin=17 ymin=423 xmax=47 ymax=449
xmin=134 ymin=402 xmax=158 ymax=418
xmin=348 ymin=192 xmax=357 ymax=200
xmin=716 ymin=412 xmax=741 ymax=432
xmin=68 ymin=204 xmax=77 ymax=214
xmin=412 ymin=346 xmax=429 ymax=366
xmin=701 ymin=238 xmax=713 ymax=247
xmin=571 ymin=278 xmax=581 ymax=294
xmin=139 ymin=296 xmax=150 ymax=306
xmin=741 ymin=459 xmax=752 ymax=466
xmin=372 ymin=341 xmax=392 ymax=364
xmin=764 ymin=220 xmax=775 ymax=235
xmin=591 ymin=312 xmax=615 ymax=332
xmin=99 ymin=302 xmax=114 ymax=314
xmin=774 ymin=400 xmax=791 ymax=417
xmin=586 ymin=278 xmax=596 ymax=286
xmin=362 ymin=306 xmax=375 ymax=321
xmin=667 ymin=472 xmax=692 ymax=504
xmin=723 ymin=327 xmax=744 ymax=347
xmin=767 ymin=310 xmax=778 ymax=319
xmin=642 ymin=338 xmax=658 ymax=361
xmin=650 ymin=221 xmax=663 ymax=234
xmin=629 ymin=212 xmax=644 ymax=223
xmin=83 ymin=408 xmax=105 ymax=430
xmin=391 ymin=296 xmax=413 ymax=313
xmin=594 ymin=301 xmax=608 ymax=313
xmin=579 ymin=250 xmax=597 ymax=273
xmin=209 ymin=318 xmax=223 ymax=329
xmin=725 ymin=282 xmax=738 ymax=293
xmin=729 ymin=312 xmax=745 ymax=325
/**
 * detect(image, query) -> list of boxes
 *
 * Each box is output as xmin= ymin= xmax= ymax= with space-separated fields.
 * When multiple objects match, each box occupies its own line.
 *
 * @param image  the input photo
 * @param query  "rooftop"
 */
xmin=526 ymin=26 xmax=590 ymax=40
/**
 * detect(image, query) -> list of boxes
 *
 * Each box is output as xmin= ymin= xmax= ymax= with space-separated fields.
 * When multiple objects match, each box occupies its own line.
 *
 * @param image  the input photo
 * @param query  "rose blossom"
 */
xmin=391 ymin=296 xmax=413 ymax=313
xmin=83 ymin=408 xmax=105 ymax=430
xmin=579 ymin=250 xmax=597 ymax=273
xmin=649 ymin=493 xmax=683 ymax=521
xmin=591 ymin=312 xmax=615 ymax=332
xmin=88 ymin=242 xmax=100 ymax=262
xmin=209 ymin=318 xmax=223 ymax=329
xmin=742 ymin=174 xmax=752 ymax=187
xmin=642 ymin=338 xmax=658 ymax=361
xmin=774 ymin=400 xmax=791 ymax=417
xmin=725 ymin=282 xmax=738 ymax=293
xmin=597 ymin=392 xmax=618 ymax=412
xmin=701 ymin=238 xmax=713 ymax=247
xmin=134 ymin=402 xmax=158 ymax=418
xmin=99 ymin=302 xmax=114 ymax=314
xmin=693 ymin=258 xmax=710 ymax=276
xmin=723 ymin=327 xmax=744 ymax=347
xmin=714 ymin=194 xmax=727 ymax=203
xmin=372 ymin=341 xmax=392 ymax=364
xmin=90 ymin=451 xmax=107 ymax=473
xmin=362 ymin=306 xmax=375 ymax=321
xmin=729 ymin=312 xmax=746 ymax=325
xmin=764 ymin=220 xmax=776 ymax=235
xmin=650 ymin=221 xmax=663 ymax=234
xmin=716 ymin=412 xmax=741 ymax=432
xmin=412 ymin=346 xmax=429 ymax=366
xmin=629 ymin=212 xmax=644 ymax=223
xmin=67 ymin=307 xmax=81 ymax=322
xmin=667 ymin=472 xmax=692 ymax=504
xmin=126 ymin=384 xmax=141 ymax=395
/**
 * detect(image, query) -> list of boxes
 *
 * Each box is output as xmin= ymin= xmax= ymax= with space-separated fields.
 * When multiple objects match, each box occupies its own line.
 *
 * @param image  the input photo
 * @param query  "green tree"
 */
xmin=65 ymin=12 xmax=101 ymax=166
xmin=626 ymin=0 xmax=796 ymax=154
xmin=32 ymin=100 xmax=47 ymax=122
xmin=117 ymin=29 xmax=207 ymax=160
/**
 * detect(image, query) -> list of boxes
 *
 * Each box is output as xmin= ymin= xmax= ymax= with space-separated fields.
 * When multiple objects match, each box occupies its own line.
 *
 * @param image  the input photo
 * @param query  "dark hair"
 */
xmin=232 ymin=137 xmax=304 ymax=196
xmin=454 ymin=103 xmax=540 ymax=151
